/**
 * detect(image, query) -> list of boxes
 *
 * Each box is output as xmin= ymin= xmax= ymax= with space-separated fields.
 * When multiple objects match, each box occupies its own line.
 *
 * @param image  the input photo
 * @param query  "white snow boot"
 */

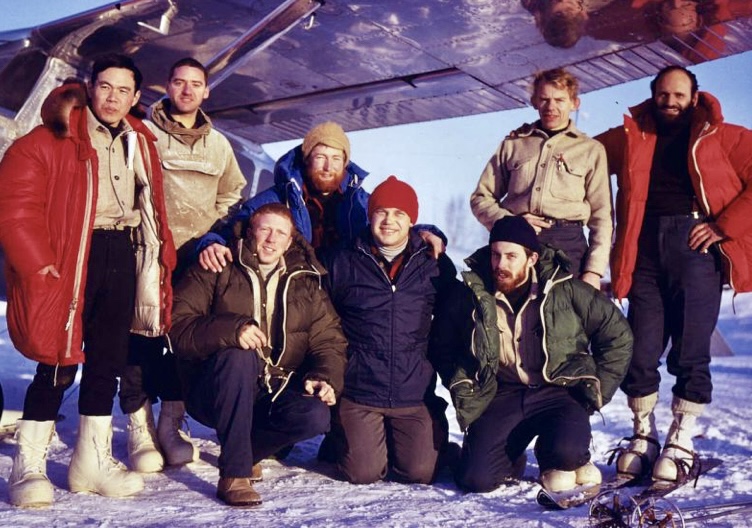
xmin=616 ymin=392 xmax=661 ymax=477
xmin=653 ymin=397 xmax=704 ymax=482
xmin=541 ymin=462 xmax=601 ymax=492
xmin=157 ymin=401 xmax=198 ymax=466
xmin=575 ymin=461 xmax=602 ymax=486
xmin=68 ymin=415 xmax=144 ymax=497
xmin=9 ymin=420 xmax=55 ymax=508
xmin=127 ymin=401 xmax=164 ymax=473
xmin=541 ymin=469 xmax=576 ymax=492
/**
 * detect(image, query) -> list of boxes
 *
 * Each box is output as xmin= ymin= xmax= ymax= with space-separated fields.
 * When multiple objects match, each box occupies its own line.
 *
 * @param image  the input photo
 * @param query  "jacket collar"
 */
xmin=508 ymin=120 xmax=584 ymax=140
xmin=148 ymin=99 xmax=212 ymax=145
xmin=463 ymin=243 xmax=572 ymax=293
xmin=237 ymin=231 xmax=326 ymax=276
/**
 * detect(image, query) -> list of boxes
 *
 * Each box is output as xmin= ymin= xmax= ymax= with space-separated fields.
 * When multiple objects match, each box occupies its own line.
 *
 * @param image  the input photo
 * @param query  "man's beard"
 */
xmin=307 ymin=168 xmax=346 ymax=194
xmin=494 ymin=266 xmax=529 ymax=295
xmin=653 ymin=101 xmax=694 ymax=127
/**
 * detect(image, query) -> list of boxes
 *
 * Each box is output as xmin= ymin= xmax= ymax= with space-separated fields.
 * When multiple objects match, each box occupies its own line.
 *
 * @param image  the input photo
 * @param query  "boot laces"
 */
xmin=93 ymin=436 xmax=127 ymax=473
xmin=17 ymin=441 xmax=49 ymax=476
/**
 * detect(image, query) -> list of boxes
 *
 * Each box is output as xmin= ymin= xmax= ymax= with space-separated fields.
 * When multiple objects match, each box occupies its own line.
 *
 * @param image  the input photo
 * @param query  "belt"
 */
xmin=93 ymin=225 xmax=136 ymax=236
xmin=543 ymin=217 xmax=584 ymax=227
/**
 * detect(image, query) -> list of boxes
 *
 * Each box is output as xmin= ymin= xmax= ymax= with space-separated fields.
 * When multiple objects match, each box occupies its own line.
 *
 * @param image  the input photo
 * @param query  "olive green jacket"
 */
xmin=429 ymin=245 xmax=632 ymax=430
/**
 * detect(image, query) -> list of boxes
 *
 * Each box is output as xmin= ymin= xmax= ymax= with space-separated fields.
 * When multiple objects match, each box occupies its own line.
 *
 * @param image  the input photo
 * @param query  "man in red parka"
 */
xmin=0 ymin=54 xmax=176 ymax=508
xmin=597 ymin=65 xmax=752 ymax=483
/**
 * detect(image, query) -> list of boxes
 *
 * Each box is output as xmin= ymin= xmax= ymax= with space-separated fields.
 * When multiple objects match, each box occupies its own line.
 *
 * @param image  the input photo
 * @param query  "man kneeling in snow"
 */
xmin=430 ymin=216 xmax=633 ymax=493
xmin=169 ymin=203 xmax=347 ymax=506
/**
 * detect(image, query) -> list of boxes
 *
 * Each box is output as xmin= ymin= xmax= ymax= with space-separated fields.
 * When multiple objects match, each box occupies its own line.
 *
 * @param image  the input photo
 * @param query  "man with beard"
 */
xmin=429 ymin=216 xmax=632 ymax=493
xmin=197 ymin=121 xmax=444 ymax=272
xmin=471 ymin=68 xmax=611 ymax=290
xmin=119 ymin=57 xmax=247 ymax=474
xmin=596 ymin=65 xmax=752 ymax=482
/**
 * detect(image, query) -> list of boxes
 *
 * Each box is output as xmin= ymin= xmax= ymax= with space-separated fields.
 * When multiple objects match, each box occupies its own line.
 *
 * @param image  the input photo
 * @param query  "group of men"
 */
xmin=0 ymin=51 xmax=749 ymax=510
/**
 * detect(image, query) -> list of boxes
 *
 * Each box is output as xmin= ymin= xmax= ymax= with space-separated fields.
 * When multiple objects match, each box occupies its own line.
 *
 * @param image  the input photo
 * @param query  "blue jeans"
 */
xmin=622 ymin=215 xmax=722 ymax=404
xmin=455 ymin=384 xmax=591 ymax=492
xmin=186 ymin=347 xmax=331 ymax=478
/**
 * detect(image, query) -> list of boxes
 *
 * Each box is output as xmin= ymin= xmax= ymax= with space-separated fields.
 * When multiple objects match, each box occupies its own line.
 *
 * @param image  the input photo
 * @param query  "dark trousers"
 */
xmin=537 ymin=224 xmax=588 ymax=275
xmin=119 ymin=334 xmax=183 ymax=414
xmin=185 ymin=347 xmax=331 ymax=478
xmin=23 ymin=230 xmax=136 ymax=420
xmin=337 ymin=398 xmax=441 ymax=485
xmin=622 ymin=215 xmax=722 ymax=404
xmin=455 ymin=384 xmax=591 ymax=493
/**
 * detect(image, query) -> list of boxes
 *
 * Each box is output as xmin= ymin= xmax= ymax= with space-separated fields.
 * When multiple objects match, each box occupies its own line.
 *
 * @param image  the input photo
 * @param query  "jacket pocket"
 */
xmin=550 ymin=161 xmax=586 ymax=202
xmin=7 ymin=273 xmax=67 ymax=360
xmin=505 ymin=155 xmax=537 ymax=198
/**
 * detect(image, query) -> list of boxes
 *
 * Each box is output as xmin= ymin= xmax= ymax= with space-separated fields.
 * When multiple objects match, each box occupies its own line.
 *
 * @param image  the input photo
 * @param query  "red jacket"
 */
xmin=0 ymin=84 xmax=176 ymax=366
xmin=597 ymin=92 xmax=752 ymax=298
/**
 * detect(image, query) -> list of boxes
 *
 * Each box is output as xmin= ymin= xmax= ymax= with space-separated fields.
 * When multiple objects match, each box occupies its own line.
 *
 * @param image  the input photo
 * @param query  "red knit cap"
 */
xmin=368 ymin=175 xmax=419 ymax=224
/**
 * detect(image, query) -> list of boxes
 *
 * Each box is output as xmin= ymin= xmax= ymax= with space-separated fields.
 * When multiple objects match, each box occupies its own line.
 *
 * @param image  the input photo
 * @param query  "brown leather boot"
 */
xmin=251 ymin=463 xmax=263 ymax=482
xmin=216 ymin=477 xmax=262 ymax=507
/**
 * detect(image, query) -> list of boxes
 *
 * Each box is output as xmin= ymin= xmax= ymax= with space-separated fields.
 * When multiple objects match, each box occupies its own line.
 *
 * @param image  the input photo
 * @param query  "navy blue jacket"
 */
xmin=322 ymin=229 xmax=456 ymax=408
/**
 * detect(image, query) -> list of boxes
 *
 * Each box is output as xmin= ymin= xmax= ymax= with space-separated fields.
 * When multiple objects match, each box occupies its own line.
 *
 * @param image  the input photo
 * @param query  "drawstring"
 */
xmin=255 ymin=348 xmax=293 ymax=403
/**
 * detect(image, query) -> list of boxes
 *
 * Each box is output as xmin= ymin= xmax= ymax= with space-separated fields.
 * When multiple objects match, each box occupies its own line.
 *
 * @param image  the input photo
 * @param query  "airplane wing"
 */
xmin=1 ymin=0 xmax=751 ymax=149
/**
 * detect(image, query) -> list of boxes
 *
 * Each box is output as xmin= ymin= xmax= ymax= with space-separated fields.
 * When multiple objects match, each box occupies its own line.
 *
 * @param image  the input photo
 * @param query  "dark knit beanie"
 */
xmin=368 ymin=175 xmax=419 ymax=224
xmin=489 ymin=216 xmax=541 ymax=254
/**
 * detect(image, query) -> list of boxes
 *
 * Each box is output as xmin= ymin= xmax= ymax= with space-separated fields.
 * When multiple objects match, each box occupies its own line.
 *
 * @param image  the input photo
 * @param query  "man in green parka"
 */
xmin=430 ymin=216 xmax=632 ymax=493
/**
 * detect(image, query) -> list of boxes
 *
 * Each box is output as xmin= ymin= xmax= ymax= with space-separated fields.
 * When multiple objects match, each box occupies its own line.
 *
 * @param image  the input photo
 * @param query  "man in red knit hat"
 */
xmin=321 ymin=176 xmax=457 ymax=484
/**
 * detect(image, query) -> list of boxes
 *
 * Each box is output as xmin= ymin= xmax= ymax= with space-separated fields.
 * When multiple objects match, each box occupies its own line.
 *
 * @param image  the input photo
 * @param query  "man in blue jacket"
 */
xmin=197 ymin=121 xmax=443 ymax=271
xmin=430 ymin=216 xmax=633 ymax=493
xmin=322 ymin=176 xmax=456 ymax=484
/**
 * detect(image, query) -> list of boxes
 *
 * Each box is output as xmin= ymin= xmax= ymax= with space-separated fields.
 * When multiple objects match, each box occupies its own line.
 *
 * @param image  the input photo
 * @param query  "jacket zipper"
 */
xmin=357 ymin=243 xmax=426 ymax=405
xmin=65 ymin=159 xmax=95 ymax=358
xmin=691 ymin=125 xmax=735 ymax=289
xmin=140 ymin=136 xmax=168 ymax=333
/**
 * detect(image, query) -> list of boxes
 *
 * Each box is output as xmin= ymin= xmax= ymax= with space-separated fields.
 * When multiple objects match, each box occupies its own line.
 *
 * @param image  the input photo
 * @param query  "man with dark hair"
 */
xmin=119 ymin=57 xmax=246 ymax=474
xmin=0 ymin=54 xmax=175 ymax=507
xmin=169 ymin=203 xmax=347 ymax=506
xmin=597 ymin=65 xmax=752 ymax=482
xmin=471 ymin=67 xmax=611 ymax=290
xmin=430 ymin=216 xmax=632 ymax=494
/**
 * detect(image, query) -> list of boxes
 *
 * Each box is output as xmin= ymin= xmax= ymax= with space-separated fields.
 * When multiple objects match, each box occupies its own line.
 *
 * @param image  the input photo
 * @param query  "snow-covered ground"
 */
xmin=0 ymin=294 xmax=751 ymax=528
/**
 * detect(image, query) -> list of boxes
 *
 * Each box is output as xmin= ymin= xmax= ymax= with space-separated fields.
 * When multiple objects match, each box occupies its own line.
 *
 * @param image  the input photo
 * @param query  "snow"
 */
xmin=1 ymin=294 xmax=751 ymax=527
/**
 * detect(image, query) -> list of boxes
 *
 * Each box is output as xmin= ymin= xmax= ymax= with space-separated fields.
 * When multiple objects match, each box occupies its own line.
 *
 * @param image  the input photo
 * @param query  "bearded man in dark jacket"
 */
xmin=321 ymin=176 xmax=456 ymax=485
xmin=430 ymin=216 xmax=632 ymax=494
xmin=169 ymin=203 xmax=347 ymax=507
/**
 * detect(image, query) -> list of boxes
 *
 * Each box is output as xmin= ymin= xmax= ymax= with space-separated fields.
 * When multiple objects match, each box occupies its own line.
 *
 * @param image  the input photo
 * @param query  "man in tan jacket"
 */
xmin=120 ymin=57 xmax=247 ymax=474
xmin=470 ymin=68 xmax=611 ymax=289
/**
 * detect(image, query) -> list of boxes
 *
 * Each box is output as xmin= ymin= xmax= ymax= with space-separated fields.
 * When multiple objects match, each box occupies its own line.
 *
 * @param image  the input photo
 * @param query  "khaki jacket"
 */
xmin=147 ymin=101 xmax=246 ymax=251
xmin=471 ymin=121 xmax=612 ymax=276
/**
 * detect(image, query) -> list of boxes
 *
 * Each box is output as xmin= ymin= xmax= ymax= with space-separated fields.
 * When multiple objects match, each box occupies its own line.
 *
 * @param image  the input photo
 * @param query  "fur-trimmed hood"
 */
xmin=40 ymin=82 xmax=154 ymax=141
